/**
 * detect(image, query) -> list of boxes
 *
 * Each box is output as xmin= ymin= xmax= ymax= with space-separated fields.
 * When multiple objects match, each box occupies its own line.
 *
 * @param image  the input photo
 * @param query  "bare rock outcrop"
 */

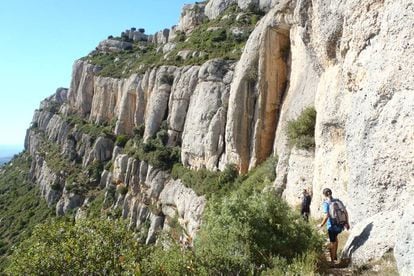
xmin=205 ymin=0 xmax=281 ymax=19
xmin=282 ymin=147 xmax=314 ymax=206
xmin=181 ymin=59 xmax=234 ymax=170
xmin=205 ymin=0 xmax=236 ymax=19
xmin=56 ymin=189 xmax=85 ymax=216
xmin=90 ymin=76 xmax=122 ymax=125
xmin=29 ymin=157 xmax=64 ymax=207
xmin=83 ymin=137 xmax=114 ymax=166
xmin=167 ymin=66 xmax=200 ymax=146
xmin=67 ymin=60 xmax=101 ymax=117
xmin=143 ymin=66 xmax=177 ymax=141
xmin=224 ymin=3 xmax=292 ymax=172
xmin=176 ymin=2 xmax=207 ymax=34
xmin=103 ymin=154 xmax=206 ymax=244
xmin=96 ymin=39 xmax=133 ymax=53
xmin=115 ymin=74 xmax=141 ymax=136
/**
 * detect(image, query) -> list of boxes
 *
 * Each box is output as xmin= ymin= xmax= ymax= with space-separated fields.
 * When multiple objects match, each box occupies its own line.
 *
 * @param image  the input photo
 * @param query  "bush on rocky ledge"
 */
xmin=287 ymin=107 xmax=317 ymax=150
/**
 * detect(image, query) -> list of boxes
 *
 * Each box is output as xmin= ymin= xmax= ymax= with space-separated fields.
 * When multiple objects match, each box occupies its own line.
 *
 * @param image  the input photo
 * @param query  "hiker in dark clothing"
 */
xmin=301 ymin=189 xmax=312 ymax=222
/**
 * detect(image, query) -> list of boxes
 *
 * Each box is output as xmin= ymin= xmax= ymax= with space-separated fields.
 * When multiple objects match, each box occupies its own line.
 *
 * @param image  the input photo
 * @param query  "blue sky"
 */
xmin=0 ymin=0 xmax=191 ymax=149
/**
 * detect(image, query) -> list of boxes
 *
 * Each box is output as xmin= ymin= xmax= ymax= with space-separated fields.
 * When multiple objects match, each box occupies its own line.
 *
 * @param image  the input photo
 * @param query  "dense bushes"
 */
xmin=124 ymin=127 xmax=180 ymax=171
xmin=171 ymin=163 xmax=238 ymax=198
xmin=0 ymin=154 xmax=54 ymax=270
xmin=192 ymin=156 xmax=323 ymax=274
xmin=4 ymin=155 xmax=323 ymax=275
xmin=287 ymin=107 xmax=317 ymax=150
xmin=40 ymin=140 xmax=102 ymax=196
xmin=5 ymin=219 xmax=141 ymax=275
xmin=65 ymin=115 xmax=115 ymax=141
xmin=195 ymin=191 xmax=323 ymax=274
xmin=140 ymin=237 xmax=204 ymax=275
xmin=143 ymin=157 xmax=323 ymax=274
xmin=115 ymin=134 xmax=129 ymax=147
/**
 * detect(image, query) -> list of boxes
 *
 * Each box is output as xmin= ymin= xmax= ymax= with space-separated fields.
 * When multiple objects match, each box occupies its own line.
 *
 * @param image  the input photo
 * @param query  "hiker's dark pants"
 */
xmin=301 ymin=208 xmax=310 ymax=222
xmin=328 ymin=225 xmax=343 ymax=242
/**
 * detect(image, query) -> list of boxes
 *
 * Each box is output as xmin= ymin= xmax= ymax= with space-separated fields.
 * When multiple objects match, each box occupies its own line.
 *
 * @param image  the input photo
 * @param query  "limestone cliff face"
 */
xmin=101 ymin=154 xmax=205 ymax=245
xmin=24 ymin=0 xmax=413 ymax=272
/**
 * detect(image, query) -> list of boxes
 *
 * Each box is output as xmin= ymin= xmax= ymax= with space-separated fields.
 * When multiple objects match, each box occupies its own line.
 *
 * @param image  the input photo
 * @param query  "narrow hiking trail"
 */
xmin=320 ymin=247 xmax=354 ymax=276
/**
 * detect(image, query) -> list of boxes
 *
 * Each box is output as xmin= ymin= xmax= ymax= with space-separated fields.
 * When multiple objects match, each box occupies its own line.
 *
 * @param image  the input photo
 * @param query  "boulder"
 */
xmin=96 ymin=39 xmax=133 ymax=53
xmin=83 ymin=137 xmax=114 ymax=166
xmin=205 ymin=0 xmax=236 ymax=19
xmin=56 ymin=190 xmax=84 ymax=216
xmin=155 ymin=29 xmax=170 ymax=44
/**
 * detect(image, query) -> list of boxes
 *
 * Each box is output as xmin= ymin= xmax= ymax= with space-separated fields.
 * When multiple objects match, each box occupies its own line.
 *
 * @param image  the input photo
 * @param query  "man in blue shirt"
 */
xmin=318 ymin=188 xmax=350 ymax=264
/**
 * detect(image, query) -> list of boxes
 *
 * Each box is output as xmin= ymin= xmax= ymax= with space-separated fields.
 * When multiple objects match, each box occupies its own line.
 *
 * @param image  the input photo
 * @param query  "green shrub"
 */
xmin=86 ymin=191 xmax=105 ymax=218
xmin=171 ymin=163 xmax=238 ymax=198
xmin=87 ymin=160 xmax=104 ymax=183
xmin=133 ymin=125 xmax=145 ymax=138
xmin=5 ymin=219 xmax=141 ymax=275
xmin=124 ymin=128 xmax=180 ymax=171
xmin=141 ymin=237 xmax=205 ymax=276
xmin=156 ymin=129 xmax=169 ymax=146
xmin=263 ymin=253 xmax=319 ymax=275
xmin=210 ymin=29 xmax=227 ymax=42
xmin=174 ymin=31 xmax=186 ymax=42
xmin=50 ymin=182 xmax=61 ymax=191
xmin=104 ymin=185 xmax=117 ymax=209
xmin=287 ymin=107 xmax=317 ymax=150
xmin=234 ymin=156 xmax=277 ymax=196
xmin=65 ymin=115 xmax=115 ymax=140
xmin=186 ymin=156 xmax=323 ymax=274
xmin=195 ymin=189 xmax=323 ymax=274
xmin=117 ymin=184 xmax=128 ymax=195
xmin=115 ymin=134 xmax=129 ymax=147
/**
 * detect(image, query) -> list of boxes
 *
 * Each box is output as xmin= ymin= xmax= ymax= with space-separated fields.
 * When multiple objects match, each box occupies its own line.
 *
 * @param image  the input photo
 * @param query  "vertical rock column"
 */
xmin=66 ymin=60 xmax=101 ymax=117
xmin=115 ymin=74 xmax=141 ymax=136
xmin=250 ymin=27 xmax=290 ymax=169
xmin=224 ymin=5 xmax=293 ymax=173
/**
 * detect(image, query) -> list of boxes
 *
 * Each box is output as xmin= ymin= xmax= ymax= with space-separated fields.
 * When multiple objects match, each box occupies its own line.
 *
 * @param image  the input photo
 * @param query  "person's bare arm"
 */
xmin=344 ymin=210 xmax=350 ymax=230
xmin=318 ymin=213 xmax=329 ymax=228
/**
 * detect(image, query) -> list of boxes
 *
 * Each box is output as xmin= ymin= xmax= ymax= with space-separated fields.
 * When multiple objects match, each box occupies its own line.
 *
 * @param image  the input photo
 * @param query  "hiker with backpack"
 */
xmin=318 ymin=188 xmax=350 ymax=264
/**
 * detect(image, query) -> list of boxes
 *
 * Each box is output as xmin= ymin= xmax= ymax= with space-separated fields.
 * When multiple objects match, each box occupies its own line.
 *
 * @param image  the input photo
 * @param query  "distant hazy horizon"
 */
xmin=0 ymin=144 xmax=24 ymax=157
